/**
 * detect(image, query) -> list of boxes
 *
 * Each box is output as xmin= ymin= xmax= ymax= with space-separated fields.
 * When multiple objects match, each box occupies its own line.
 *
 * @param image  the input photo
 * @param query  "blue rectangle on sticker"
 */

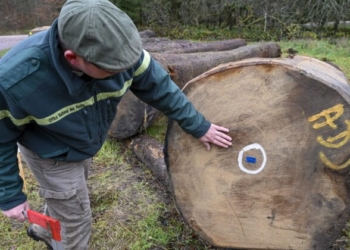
xmin=246 ymin=157 xmax=256 ymax=164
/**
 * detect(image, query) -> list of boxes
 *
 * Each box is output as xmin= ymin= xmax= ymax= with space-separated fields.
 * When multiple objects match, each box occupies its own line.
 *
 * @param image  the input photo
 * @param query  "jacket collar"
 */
xmin=48 ymin=19 xmax=90 ymax=96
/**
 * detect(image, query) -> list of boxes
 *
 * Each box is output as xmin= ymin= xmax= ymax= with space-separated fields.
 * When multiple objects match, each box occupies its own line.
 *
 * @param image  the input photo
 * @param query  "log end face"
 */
xmin=167 ymin=57 xmax=350 ymax=249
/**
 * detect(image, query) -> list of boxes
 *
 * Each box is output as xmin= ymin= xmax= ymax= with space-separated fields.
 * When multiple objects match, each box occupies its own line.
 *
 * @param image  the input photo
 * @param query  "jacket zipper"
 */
xmin=92 ymin=82 xmax=103 ymax=144
xmin=82 ymin=109 xmax=92 ymax=139
xmin=106 ymin=99 xmax=113 ymax=122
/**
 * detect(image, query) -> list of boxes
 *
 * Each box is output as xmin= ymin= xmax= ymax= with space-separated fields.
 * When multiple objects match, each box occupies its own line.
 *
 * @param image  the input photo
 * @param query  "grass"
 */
xmin=277 ymin=38 xmax=350 ymax=78
xmin=0 ymin=139 xmax=205 ymax=249
xmin=0 ymin=30 xmax=30 ymax=36
xmin=86 ymin=139 xmax=204 ymax=249
xmin=144 ymin=114 xmax=168 ymax=142
xmin=1 ymin=38 xmax=350 ymax=249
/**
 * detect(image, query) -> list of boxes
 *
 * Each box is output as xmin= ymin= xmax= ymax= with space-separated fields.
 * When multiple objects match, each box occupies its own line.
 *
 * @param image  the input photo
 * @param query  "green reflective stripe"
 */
xmin=0 ymin=97 xmax=95 ymax=126
xmin=1 ymin=79 xmax=133 ymax=126
xmin=96 ymin=79 xmax=132 ymax=101
xmin=133 ymin=50 xmax=151 ymax=77
xmin=35 ymin=97 xmax=95 ymax=125
xmin=0 ymin=110 xmax=33 ymax=126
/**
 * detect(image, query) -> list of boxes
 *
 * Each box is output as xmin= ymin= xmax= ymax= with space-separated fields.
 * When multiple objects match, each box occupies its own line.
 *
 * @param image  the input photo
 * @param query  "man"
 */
xmin=0 ymin=0 xmax=232 ymax=249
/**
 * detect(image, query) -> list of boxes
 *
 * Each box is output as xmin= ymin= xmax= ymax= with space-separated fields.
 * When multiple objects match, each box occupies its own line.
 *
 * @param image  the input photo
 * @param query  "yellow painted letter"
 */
xmin=320 ymin=152 xmax=350 ymax=171
xmin=316 ymin=120 xmax=350 ymax=148
xmin=308 ymin=104 xmax=344 ymax=129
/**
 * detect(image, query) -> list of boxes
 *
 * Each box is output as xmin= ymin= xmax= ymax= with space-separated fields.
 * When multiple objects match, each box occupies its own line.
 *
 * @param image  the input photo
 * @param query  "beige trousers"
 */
xmin=19 ymin=145 xmax=92 ymax=250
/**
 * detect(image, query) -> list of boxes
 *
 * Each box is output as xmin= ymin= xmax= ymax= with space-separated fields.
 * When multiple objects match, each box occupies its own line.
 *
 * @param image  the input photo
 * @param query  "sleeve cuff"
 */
xmin=191 ymin=120 xmax=211 ymax=138
xmin=0 ymin=192 xmax=27 ymax=211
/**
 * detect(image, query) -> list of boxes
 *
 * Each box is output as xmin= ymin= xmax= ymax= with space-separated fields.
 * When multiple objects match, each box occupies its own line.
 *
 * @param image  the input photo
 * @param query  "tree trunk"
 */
xmin=143 ymin=39 xmax=247 ymax=53
xmin=152 ymin=42 xmax=282 ymax=88
xmin=108 ymin=91 xmax=160 ymax=139
xmin=165 ymin=56 xmax=350 ymax=249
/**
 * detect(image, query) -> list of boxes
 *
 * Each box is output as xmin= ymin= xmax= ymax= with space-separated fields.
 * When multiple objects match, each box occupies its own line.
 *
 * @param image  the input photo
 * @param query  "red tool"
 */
xmin=23 ymin=210 xmax=64 ymax=250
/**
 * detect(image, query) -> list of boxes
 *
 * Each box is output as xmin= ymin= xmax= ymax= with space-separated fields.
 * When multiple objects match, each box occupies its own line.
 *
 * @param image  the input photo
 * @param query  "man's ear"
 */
xmin=64 ymin=50 xmax=81 ymax=67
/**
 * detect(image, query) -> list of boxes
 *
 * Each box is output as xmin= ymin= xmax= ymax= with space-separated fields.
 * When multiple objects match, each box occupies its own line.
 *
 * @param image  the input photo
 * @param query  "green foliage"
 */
xmin=285 ymin=24 xmax=301 ymax=39
xmin=0 ymin=49 xmax=9 ymax=58
xmin=110 ymin=0 xmax=144 ymax=25
xmin=300 ymin=31 xmax=318 ymax=40
xmin=146 ymin=22 xmax=350 ymax=42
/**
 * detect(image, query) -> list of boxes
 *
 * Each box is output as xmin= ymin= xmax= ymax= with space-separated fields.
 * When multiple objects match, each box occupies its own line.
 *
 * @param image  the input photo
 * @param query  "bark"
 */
xmin=152 ymin=42 xmax=282 ymax=88
xmin=143 ymin=39 xmax=247 ymax=53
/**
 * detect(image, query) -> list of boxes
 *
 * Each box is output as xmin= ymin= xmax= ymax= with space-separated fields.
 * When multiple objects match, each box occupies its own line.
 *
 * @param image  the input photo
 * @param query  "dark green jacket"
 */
xmin=0 ymin=20 xmax=210 ymax=210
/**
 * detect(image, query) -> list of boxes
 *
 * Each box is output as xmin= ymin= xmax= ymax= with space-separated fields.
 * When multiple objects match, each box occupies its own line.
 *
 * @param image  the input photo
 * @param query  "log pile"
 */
xmin=108 ymin=31 xmax=281 ymax=139
xmin=113 ymin=30 xmax=350 ymax=249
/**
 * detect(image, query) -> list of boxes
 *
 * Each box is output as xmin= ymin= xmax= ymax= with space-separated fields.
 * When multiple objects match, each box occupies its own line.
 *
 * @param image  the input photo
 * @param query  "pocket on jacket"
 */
xmin=101 ymin=98 xmax=116 ymax=124
xmin=82 ymin=108 xmax=92 ymax=139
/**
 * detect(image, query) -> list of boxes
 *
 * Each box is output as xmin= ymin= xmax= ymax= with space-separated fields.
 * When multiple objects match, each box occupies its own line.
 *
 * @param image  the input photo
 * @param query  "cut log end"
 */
xmin=165 ymin=56 xmax=350 ymax=249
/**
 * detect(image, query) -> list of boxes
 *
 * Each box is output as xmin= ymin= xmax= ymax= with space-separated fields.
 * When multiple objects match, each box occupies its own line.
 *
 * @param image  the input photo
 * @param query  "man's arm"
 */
xmin=130 ymin=50 xmax=232 ymax=149
xmin=0 ymin=140 xmax=28 ymax=221
xmin=0 ymin=78 xmax=29 ymax=220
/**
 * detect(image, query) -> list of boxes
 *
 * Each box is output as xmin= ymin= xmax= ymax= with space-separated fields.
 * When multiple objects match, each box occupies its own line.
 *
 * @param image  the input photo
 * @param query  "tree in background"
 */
xmin=1 ymin=0 xmax=350 ymax=39
xmin=110 ymin=0 xmax=144 ymax=25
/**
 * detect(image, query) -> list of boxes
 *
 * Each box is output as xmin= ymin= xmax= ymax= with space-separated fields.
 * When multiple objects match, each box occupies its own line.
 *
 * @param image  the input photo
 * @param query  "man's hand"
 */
xmin=2 ymin=201 xmax=30 ymax=222
xmin=199 ymin=124 xmax=232 ymax=150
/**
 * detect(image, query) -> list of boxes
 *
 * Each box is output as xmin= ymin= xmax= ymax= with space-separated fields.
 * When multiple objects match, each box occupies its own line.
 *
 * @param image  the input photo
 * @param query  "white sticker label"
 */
xmin=238 ymin=143 xmax=267 ymax=174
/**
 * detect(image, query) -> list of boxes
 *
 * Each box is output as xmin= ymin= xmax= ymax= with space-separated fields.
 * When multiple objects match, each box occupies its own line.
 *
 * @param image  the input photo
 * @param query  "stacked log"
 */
xmin=143 ymin=39 xmax=247 ymax=53
xmin=153 ymin=42 xmax=281 ymax=89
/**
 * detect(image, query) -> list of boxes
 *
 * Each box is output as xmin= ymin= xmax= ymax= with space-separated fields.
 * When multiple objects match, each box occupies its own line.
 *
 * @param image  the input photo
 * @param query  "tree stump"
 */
xmin=165 ymin=56 xmax=350 ymax=249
